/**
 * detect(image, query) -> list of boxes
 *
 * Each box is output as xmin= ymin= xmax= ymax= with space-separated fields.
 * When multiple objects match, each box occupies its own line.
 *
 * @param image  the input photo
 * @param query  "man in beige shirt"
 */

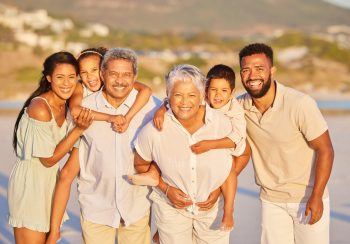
xmin=237 ymin=43 xmax=334 ymax=244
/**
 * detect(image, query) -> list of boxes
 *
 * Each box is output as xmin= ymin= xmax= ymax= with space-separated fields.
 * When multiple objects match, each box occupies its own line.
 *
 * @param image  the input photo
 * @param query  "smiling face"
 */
xmin=169 ymin=80 xmax=203 ymax=123
xmin=240 ymin=53 xmax=275 ymax=98
xmin=206 ymin=78 xmax=234 ymax=109
xmin=101 ymin=59 xmax=136 ymax=106
xmin=47 ymin=63 xmax=78 ymax=101
xmin=79 ymin=55 xmax=102 ymax=92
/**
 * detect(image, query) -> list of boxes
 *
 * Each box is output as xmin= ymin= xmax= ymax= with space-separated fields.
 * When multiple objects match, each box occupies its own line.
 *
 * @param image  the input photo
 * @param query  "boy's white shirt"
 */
xmin=215 ymin=97 xmax=247 ymax=156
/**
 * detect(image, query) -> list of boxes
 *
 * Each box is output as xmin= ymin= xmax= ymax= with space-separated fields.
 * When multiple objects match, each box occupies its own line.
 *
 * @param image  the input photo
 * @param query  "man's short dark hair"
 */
xmin=239 ymin=43 xmax=274 ymax=67
xmin=206 ymin=64 xmax=235 ymax=91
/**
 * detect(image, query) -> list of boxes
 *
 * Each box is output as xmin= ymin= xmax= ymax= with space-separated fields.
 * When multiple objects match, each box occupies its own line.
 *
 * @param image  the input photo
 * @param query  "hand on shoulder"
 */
xmin=26 ymin=97 xmax=52 ymax=122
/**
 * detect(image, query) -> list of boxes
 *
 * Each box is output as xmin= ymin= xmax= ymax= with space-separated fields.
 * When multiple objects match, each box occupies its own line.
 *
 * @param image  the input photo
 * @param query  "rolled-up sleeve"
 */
xmin=134 ymin=124 xmax=154 ymax=162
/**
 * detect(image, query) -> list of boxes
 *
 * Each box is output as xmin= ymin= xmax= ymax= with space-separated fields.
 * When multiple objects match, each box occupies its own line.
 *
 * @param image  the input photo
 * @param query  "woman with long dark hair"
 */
xmin=8 ymin=51 xmax=92 ymax=243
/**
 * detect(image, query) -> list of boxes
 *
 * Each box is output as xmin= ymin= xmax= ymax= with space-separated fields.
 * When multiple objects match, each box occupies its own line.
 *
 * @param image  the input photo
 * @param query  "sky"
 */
xmin=324 ymin=0 xmax=350 ymax=9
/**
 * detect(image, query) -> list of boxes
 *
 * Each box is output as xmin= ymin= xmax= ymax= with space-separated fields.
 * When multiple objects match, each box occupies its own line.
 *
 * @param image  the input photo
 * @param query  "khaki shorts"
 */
xmin=81 ymin=213 xmax=151 ymax=244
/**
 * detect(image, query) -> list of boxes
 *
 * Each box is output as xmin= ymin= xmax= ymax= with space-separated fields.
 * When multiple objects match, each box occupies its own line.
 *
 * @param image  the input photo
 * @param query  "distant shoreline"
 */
xmin=1 ymin=100 xmax=350 ymax=116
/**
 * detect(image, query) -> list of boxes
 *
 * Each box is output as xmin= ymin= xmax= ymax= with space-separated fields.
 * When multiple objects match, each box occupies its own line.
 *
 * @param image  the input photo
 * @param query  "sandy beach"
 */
xmin=0 ymin=114 xmax=349 ymax=244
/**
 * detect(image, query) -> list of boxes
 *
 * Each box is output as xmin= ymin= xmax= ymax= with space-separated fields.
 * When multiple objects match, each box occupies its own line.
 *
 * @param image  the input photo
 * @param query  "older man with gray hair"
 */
xmin=134 ymin=64 xmax=234 ymax=244
xmin=47 ymin=48 xmax=160 ymax=244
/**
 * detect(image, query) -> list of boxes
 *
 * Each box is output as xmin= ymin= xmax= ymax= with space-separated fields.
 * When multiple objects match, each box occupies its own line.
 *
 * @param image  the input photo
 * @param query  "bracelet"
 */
xmin=165 ymin=184 xmax=170 ymax=196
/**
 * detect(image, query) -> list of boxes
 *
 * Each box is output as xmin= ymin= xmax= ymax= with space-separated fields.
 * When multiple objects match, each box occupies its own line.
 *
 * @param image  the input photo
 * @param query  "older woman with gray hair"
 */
xmin=134 ymin=64 xmax=233 ymax=244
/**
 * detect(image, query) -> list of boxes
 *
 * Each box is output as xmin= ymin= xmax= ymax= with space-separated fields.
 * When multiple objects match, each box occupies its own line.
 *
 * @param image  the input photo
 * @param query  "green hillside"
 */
xmin=3 ymin=0 xmax=350 ymax=36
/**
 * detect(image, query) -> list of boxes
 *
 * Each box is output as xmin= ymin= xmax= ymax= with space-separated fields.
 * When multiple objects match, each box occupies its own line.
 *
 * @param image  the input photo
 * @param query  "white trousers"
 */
xmin=150 ymin=191 xmax=230 ymax=244
xmin=261 ymin=198 xmax=330 ymax=244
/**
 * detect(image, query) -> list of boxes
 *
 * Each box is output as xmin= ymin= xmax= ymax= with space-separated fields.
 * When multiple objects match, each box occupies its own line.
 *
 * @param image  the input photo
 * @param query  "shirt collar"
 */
xmin=270 ymin=81 xmax=284 ymax=111
xmin=82 ymin=83 xmax=94 ymax=97
xmin=216 ymin=99 xmax=231 ymax=114
xmin=204 ymin=104 xmax=215 ymax=123
xmin=96 ymin=87 xmax=137 ymax=109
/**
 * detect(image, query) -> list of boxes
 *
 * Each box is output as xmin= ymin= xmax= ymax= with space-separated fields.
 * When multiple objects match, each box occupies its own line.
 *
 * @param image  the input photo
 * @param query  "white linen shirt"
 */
xmin=135 ymin=105 xmax=233 ymax=214
xmin=77 ymin=88 xmax=160 ymax=227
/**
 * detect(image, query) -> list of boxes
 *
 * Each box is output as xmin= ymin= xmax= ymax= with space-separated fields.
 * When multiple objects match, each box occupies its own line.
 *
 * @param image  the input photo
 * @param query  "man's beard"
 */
xmin=244 ymin=75 xmax=272 ymax=99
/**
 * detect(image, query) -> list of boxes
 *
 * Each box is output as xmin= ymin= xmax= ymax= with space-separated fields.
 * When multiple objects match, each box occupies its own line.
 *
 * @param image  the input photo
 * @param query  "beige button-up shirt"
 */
xmin=135 ymin=105 xmax=233 ymax=214
xmin=78 ymin=89 xmax=160 ymax=227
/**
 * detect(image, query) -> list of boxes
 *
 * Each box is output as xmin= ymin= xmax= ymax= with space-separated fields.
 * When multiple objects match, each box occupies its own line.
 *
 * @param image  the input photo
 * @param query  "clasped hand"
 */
xmin=166 ymin=186 xmax=220 ymax=211
xmin=111 ymin=115 xmax=129 ymax=133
